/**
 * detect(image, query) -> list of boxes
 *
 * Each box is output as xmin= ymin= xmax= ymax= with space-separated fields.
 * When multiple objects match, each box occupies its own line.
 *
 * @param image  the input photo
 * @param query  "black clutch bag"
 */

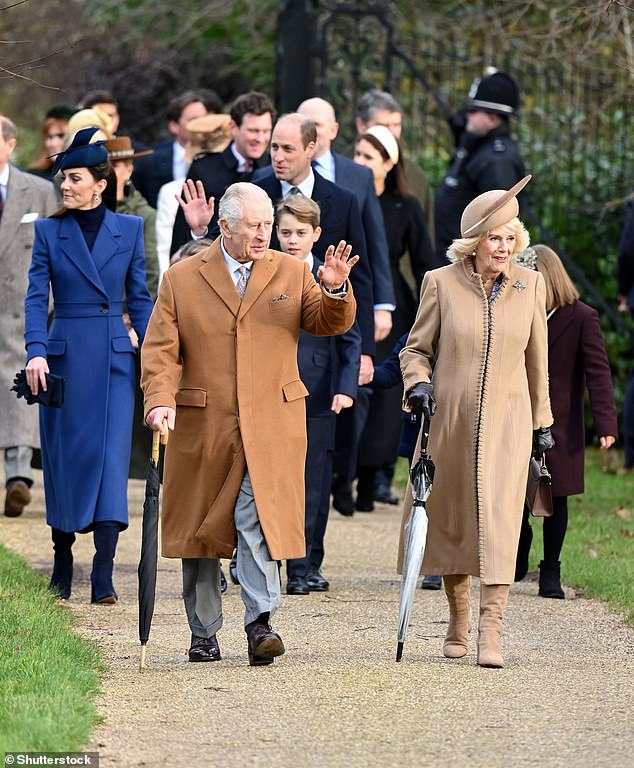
xmin=11 ymin=369 xmax=65 ymax=407
xmin=525 ymin=455 xmax=553 ymax=517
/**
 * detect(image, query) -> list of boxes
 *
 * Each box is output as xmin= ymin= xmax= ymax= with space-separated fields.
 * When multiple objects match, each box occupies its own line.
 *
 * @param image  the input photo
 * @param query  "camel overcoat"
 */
xmin=140 ymin=239 xmax=356 ymax=560
xmin=0 ymin=166 xmax=57 ymax=449
xmin=399 ymin=259 xmax=553 ymax=584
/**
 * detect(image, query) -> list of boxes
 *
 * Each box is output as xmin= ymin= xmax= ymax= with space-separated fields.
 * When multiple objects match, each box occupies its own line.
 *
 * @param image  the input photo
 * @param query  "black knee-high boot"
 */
xmin=50 ymin=528 xmax=76 ymax=599
xmin=91 ymin=522 xmax=120 ymax=604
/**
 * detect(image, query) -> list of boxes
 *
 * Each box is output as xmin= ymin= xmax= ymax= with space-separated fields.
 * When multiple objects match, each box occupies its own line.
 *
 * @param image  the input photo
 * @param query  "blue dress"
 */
xmin=24 ymin=207 xmax=154 ymax=533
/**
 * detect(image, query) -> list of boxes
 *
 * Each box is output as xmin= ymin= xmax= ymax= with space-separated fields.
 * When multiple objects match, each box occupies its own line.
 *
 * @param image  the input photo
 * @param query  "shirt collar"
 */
xmin=220 ymin=237 xmax=253 ymax=273
xmin=230 ymin=143 xmax=251 ymax=172
xmin=313 ymin=151 xmax=335 ymax=183
xmin=280 ymin=169 xmax=315 ymax=199
xmin=0 ymin=164 xmax=10 ymax=187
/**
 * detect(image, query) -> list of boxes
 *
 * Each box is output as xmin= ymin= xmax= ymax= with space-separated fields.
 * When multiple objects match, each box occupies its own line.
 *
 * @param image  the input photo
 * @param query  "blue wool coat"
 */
xmin=24 ymin=209 xmax=154 ymax=533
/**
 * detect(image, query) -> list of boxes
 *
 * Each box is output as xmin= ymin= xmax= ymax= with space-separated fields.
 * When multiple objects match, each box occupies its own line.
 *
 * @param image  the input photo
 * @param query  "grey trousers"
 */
xmin=181 ymin=471 xmax=281 ymax=638
xmin=5 ymin=446 xmax=33 ymax=484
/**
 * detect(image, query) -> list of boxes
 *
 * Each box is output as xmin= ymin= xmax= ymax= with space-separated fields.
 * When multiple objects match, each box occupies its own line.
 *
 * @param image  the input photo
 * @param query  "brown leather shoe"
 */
xmin=246 ymin=623 xmax=285 ymax=666
xmin=4 ymin=480 xmax=31 ymax=517
xmin=188 ymin=633 xmax=221 ymax=662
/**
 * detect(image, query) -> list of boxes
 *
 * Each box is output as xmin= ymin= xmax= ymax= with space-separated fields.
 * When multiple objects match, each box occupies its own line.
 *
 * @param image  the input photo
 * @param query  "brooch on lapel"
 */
xmin=512 ymin=280 xmax=526 ymax=293
xmin=272 ymin=294 xmax=289 ymax=302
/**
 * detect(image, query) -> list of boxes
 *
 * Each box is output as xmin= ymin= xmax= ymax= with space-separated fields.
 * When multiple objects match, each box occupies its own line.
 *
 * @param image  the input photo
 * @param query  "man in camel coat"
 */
xmin=141 ymin=182 xmax=357 ymax=666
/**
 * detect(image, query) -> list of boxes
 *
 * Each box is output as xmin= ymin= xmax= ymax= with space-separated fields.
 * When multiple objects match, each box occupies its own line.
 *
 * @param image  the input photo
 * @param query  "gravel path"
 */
xmin=2 ymin=471 xmax=633 ymax=768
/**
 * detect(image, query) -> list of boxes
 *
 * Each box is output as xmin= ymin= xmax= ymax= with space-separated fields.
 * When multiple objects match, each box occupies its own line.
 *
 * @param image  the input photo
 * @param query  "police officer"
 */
xmin=434 ymin=71 xmax=527 ymax=263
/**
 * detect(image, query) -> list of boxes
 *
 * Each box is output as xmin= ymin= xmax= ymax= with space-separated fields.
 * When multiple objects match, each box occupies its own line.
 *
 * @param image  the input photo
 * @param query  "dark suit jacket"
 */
xmin=329 ymin=153 xmax=395 ymax=307
xmin=170 ymin=143 xmax=270 ymax=255
xmin=547 ymin=301 xmax=617 ymax=496
xmin=131 ymin=139 xmax=174 ymax=209
xmin=254 ymin=170 xmax=376 ymax=356
xmin=299 ymin=259 xmax=361 ymax=419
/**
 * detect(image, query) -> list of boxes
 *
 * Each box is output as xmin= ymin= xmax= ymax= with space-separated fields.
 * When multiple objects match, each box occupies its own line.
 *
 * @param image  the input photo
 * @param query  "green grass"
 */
xmin=0 ymin=545 xmax=104 ymax=754
xmin=395 ymin=448 xmax=634 ymax=626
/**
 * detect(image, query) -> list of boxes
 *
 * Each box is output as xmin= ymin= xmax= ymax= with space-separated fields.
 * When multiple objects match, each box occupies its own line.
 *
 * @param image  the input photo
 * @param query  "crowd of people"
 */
xmin=0 ymin=69 xmax=625 ymax=668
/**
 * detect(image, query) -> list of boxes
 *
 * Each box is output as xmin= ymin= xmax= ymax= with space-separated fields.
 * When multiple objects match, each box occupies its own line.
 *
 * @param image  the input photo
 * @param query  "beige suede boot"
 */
xmin=477 ymin=584 xmax=510 ymax=668
xmin=442 ymin=574 xmax=472 ymax=658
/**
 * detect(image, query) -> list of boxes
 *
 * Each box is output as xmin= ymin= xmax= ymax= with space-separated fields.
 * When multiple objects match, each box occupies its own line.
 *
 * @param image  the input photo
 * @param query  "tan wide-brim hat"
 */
xmin=105 ymin=136 xmax=154 ymax=162
xmin=185 ymin=113 xmax=232 ymax=162
xmin=460 ymin=175 xmax=531 ymax=238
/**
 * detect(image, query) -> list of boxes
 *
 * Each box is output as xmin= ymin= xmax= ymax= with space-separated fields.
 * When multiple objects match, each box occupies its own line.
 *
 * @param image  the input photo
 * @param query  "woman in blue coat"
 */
xmin=25 ymin=129 xmax=153 ymax=603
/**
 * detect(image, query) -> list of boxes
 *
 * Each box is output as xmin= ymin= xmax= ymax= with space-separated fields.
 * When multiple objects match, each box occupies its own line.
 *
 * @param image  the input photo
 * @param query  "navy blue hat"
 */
xmin=51 ymin=127 xmax=109 ymax=175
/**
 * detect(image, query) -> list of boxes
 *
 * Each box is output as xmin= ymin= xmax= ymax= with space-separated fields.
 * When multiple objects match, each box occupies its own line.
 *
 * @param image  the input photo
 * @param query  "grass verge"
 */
xmin=395 ymin=448 xmax=634 ymax=626
xmin=0 ymin=544 xmax=104 ymax=754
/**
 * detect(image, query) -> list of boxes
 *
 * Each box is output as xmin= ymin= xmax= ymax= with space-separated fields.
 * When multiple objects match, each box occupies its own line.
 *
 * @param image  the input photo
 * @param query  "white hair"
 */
xmin=218 ymin=182 xmax=273 ymax=230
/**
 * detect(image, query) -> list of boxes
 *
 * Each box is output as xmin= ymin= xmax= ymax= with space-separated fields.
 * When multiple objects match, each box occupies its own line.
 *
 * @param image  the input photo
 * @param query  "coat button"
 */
xmin=101 ymin=303 xmax=109 ymax=314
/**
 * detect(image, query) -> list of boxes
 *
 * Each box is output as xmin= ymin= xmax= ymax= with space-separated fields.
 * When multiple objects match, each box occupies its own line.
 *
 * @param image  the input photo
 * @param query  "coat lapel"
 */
xmin=0 ymin=168 xmax=32 ymax=258
xmin=59 ymin=215 xmax=107 ymax=295
xmin=91 ymin=209 xmax=121 ymax=273
xmin=312 ymin=173 xmax=332 ymax=221
xmin=198 ymin=240 xmax=242 ymax=316
xmin=238 ymin=252 xmax=276 ymax=319
xmin=547 ymin=303 xmax=574 ymax=346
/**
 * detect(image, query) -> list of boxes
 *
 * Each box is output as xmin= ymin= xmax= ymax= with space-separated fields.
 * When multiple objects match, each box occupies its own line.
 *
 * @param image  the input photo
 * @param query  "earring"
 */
xmin=94 ymin=193 xmax=100 ymax=201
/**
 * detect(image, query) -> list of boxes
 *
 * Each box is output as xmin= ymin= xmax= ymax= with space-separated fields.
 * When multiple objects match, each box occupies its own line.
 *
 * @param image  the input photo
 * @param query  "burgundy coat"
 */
xmin=547 ymin=301 xmax=617 ymax=496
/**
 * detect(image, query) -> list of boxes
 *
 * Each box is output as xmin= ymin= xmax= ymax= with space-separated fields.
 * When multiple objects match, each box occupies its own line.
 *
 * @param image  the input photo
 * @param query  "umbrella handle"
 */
xmin=151 ymin=418 xmax=169 ymax=464
xmin=420 ymin=415 xmax=430 ymax=455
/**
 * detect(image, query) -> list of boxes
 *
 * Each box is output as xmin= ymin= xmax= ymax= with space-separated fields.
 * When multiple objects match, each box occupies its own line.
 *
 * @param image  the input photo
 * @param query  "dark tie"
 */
xmin=288 ymin=186 xmax=302 ymax=197
xmin=236 ymin=265 xmax=249 ymax=299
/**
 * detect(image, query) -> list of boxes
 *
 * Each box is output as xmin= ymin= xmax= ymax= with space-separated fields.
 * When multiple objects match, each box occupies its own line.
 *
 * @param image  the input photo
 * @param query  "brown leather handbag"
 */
xmin=525 ymin=455 xmax=553 ymax=517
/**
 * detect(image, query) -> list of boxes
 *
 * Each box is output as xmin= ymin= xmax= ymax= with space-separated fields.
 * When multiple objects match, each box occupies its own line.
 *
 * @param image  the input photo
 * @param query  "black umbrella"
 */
xmin=138 ymin=425 xmax=168 ymax=671
xmin=396 ymin=416 xmax=435 ymax=662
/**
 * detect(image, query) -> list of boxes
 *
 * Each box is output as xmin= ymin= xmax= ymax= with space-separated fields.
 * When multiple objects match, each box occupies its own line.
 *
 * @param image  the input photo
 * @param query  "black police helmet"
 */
xmin=467 ymin=72 xmax=519 ymax=117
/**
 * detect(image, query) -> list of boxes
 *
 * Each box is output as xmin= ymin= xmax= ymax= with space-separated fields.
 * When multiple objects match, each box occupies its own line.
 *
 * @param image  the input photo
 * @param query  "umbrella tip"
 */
xmin=140 ymin=643 xmax=147 ymax=671
xmin=396 ymin=642 xmax=404 ymax=662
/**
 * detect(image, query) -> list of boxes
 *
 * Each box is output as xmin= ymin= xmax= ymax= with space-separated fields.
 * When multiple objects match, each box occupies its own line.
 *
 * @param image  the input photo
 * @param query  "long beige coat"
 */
xmin=0 ymin=166 xmax=57 ymax=448
xmin=399 ymin=258 xmax=553 ymax=584
xmin=141 ymin=239 xmax=356 ymax=560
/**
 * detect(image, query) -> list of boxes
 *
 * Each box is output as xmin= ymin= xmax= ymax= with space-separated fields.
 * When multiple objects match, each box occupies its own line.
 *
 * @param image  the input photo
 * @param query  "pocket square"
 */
xmin=11 ymin=370 xmax=65 ymax=407
xmin=20 ymin=212 xmax=39 ymax=224
xmin=272 ymin=294 xmax=289 ymax=302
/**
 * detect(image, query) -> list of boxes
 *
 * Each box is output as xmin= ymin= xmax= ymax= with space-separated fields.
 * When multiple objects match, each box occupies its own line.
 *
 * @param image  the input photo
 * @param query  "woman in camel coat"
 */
xmin=400 ymin=176 xmax=554 ymax=668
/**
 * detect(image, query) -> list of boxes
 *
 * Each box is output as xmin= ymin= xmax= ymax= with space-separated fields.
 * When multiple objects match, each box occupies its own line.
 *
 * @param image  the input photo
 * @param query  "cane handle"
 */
xmin=151 ymin=418 xmax=169 ymax=463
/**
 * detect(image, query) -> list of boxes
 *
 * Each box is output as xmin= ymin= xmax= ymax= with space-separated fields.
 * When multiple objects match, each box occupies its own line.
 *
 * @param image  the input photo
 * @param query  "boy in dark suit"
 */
xmin=276 ymin=195 xmax=362 ymax=594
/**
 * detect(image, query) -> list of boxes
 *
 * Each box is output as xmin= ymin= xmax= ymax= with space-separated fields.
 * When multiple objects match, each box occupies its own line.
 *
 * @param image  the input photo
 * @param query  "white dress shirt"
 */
xmin=172 ymin=142 xmax=187 ymax=182
xmin=280 ymin=170 xmax=315 ymax=199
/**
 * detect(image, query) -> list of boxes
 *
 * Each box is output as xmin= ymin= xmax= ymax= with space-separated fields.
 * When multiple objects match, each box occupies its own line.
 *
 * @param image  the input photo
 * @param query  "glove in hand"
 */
xmin=533 ymin=426 xmax=555 ymax=457
xmin=407 ymin=382 xmax=437 ymax=419
xmin=10 ymin=369 xmax=65 ymax=408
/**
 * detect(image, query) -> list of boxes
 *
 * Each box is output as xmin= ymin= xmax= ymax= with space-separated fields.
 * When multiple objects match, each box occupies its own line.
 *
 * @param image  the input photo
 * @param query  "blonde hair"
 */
xmin=532 ymin=244 xmax=579 ymax=311
xmin=447 ymin=217 xmax=530 ymax=262
xmin=63 ymin=107 xmax=113 ymax=148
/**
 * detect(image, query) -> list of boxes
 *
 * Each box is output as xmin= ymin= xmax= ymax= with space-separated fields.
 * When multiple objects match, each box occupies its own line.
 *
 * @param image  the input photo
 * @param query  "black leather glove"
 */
xmin=407 ymin=382 xmax=437 ymax=419
xmin=533 ymin=427 xmax=555 ymax=458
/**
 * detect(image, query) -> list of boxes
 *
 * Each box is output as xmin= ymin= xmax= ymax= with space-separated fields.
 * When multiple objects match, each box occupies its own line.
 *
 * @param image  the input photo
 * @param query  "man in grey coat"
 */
xmin=0 ymin=115 xmax=58 ymax=515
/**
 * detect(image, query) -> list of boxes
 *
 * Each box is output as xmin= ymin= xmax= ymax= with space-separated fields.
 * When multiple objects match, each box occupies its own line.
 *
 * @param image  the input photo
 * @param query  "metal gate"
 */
xmin=275 ymin=0 xmax=633 ymax=329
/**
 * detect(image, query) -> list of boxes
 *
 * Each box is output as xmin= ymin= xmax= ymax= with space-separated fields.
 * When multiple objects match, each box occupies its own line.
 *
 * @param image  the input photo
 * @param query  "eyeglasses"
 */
xmin=47 ymin=133 xmax=65 ymax=140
